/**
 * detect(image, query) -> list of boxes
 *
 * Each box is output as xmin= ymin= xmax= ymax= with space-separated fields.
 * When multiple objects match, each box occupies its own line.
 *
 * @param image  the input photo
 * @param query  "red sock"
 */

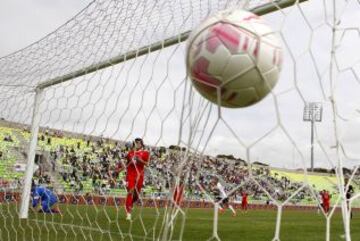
xmin=125 ymin=193 xmax=133 ymax=213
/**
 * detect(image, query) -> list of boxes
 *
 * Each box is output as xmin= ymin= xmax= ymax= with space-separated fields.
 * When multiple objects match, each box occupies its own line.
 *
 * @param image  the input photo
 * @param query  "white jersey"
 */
xmin=216 ymin=182 xmax=227 ymax=199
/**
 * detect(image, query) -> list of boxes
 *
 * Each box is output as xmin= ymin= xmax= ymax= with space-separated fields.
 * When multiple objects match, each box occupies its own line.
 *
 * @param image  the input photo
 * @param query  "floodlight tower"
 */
xmin=303 ymin=102 xmax=323 ymax=172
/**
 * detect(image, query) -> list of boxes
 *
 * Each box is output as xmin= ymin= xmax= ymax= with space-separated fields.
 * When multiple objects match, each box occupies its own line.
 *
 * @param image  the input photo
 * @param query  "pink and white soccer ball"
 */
xmin=186 ymin=9 xmax=283 ymax=108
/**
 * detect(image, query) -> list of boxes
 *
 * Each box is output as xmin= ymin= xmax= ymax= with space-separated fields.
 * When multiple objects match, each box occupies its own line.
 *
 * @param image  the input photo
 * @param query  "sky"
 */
xmin=0 ymin=0 xmax=92 ymax=56
xmin=0 ymin=0 xmax=359 ymax=170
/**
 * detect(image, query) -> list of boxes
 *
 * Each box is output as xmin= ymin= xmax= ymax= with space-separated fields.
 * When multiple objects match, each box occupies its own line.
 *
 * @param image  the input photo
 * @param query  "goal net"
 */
xmin=0 ymin=0 xmax=359 ymax=240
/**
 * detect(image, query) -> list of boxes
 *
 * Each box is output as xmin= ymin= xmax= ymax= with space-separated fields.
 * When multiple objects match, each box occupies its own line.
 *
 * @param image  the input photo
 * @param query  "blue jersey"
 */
xmin=32 ymin=186 xmax=57 ymax=207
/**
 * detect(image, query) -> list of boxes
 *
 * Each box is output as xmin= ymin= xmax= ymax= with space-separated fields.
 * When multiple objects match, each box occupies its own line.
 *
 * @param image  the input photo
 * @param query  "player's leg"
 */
xmin=242 ymin=201 xmax=247 ymax=213
xmin=47 ymin=195 xmax=61 ymax=214
xmin=228 ymin=203 xmax=237 ymax=216
xmin=125 ymin=174 xmax=136 ymax=220
xmin=50 ymin=201 xmax=61 ymax=214
xmin=324 ymin=203 xmax=329 ymax=214
xmin=221 ymin=198 xmax=236 ymax=215
xmin=216 ymin=197 xmax=225 ymax=212
xmin=133 ymin=174 xmax=144 ymax=204
xmin=41 ymin=200 xmax=52 ymax=213
xmin=223 ymin=198 xmax=230 ymax=211
xmin=220 ymin=198 xmax=230 ymax=214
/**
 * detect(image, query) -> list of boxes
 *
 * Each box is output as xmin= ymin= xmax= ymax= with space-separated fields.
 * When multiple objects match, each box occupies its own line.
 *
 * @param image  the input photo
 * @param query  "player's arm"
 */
xmin=140 ymin=155 xmax=150 ymax=166
xmin=125 ymin=151 xmax=135 ymax=167
xmin=134 ymin=151 xmax=150 ymax=166
xmin=31 ymin=191 xmax=41 ymax=211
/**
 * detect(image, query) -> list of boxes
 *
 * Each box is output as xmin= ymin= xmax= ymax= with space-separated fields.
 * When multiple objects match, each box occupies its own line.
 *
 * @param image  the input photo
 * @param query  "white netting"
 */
xmin=0 ymin=0 xmax=360 ymax=241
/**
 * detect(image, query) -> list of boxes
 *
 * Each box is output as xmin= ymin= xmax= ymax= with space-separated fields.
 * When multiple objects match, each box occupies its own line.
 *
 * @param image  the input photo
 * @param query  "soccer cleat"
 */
xmin=126 ymin=213 xmax=132 ymax=221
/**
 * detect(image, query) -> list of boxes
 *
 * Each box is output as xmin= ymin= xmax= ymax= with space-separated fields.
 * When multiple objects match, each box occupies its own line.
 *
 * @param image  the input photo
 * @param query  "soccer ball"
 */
xmin=186 ymin=9 xmax=283 ymax=108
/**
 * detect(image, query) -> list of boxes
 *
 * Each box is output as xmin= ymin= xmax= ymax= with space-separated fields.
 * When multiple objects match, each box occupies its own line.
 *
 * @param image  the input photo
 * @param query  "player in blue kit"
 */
xmin=31 ymin=185 xmax=61 ymax=214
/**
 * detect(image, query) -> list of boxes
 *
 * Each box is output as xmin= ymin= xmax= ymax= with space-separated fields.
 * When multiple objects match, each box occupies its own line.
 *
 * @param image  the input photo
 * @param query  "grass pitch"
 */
xmin=0 ymin=204 xmax=359 ymax=241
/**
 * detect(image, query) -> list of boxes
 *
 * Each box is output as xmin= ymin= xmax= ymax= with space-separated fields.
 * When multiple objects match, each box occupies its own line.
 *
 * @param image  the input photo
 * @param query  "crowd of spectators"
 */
xmin=31 ymin=129 xmax=315 ymax=204
xmin=0 ymin=126 xmax=340 ymax=205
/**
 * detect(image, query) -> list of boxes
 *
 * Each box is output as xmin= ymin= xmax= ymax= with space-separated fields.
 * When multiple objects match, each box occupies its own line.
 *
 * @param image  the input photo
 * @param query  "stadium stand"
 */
xmin=0 ymin=120 xmax=358 ymax=206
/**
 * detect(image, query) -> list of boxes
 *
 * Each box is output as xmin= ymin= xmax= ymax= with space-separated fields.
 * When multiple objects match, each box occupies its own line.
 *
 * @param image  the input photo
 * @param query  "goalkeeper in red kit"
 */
xmin=125 ymin=138 xmax=150 ymax=221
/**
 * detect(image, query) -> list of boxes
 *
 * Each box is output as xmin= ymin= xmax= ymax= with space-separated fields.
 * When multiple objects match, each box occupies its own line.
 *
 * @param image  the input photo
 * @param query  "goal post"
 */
xmin=19 ymin=88 xmax=44 ymax=219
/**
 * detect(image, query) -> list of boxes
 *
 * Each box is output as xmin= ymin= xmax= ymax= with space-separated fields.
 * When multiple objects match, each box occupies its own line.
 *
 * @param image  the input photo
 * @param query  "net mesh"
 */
xmin=0 ymin=0 xmax=360 ymax=240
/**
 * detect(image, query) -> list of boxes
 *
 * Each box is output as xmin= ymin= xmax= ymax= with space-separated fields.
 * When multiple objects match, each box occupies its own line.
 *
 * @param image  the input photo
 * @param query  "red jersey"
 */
xmin=126 ymin=149 xmax=150 ymax=174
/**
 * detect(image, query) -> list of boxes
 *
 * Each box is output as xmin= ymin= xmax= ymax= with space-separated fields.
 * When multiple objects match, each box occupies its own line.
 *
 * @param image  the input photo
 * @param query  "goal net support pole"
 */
xmin=19 ymin=88 xmax=44 ymax=219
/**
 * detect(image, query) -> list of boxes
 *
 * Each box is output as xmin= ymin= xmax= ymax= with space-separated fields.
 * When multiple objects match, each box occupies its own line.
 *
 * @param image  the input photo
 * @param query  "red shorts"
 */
xmin=126 ymin=171 xmax=144 ymax=191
